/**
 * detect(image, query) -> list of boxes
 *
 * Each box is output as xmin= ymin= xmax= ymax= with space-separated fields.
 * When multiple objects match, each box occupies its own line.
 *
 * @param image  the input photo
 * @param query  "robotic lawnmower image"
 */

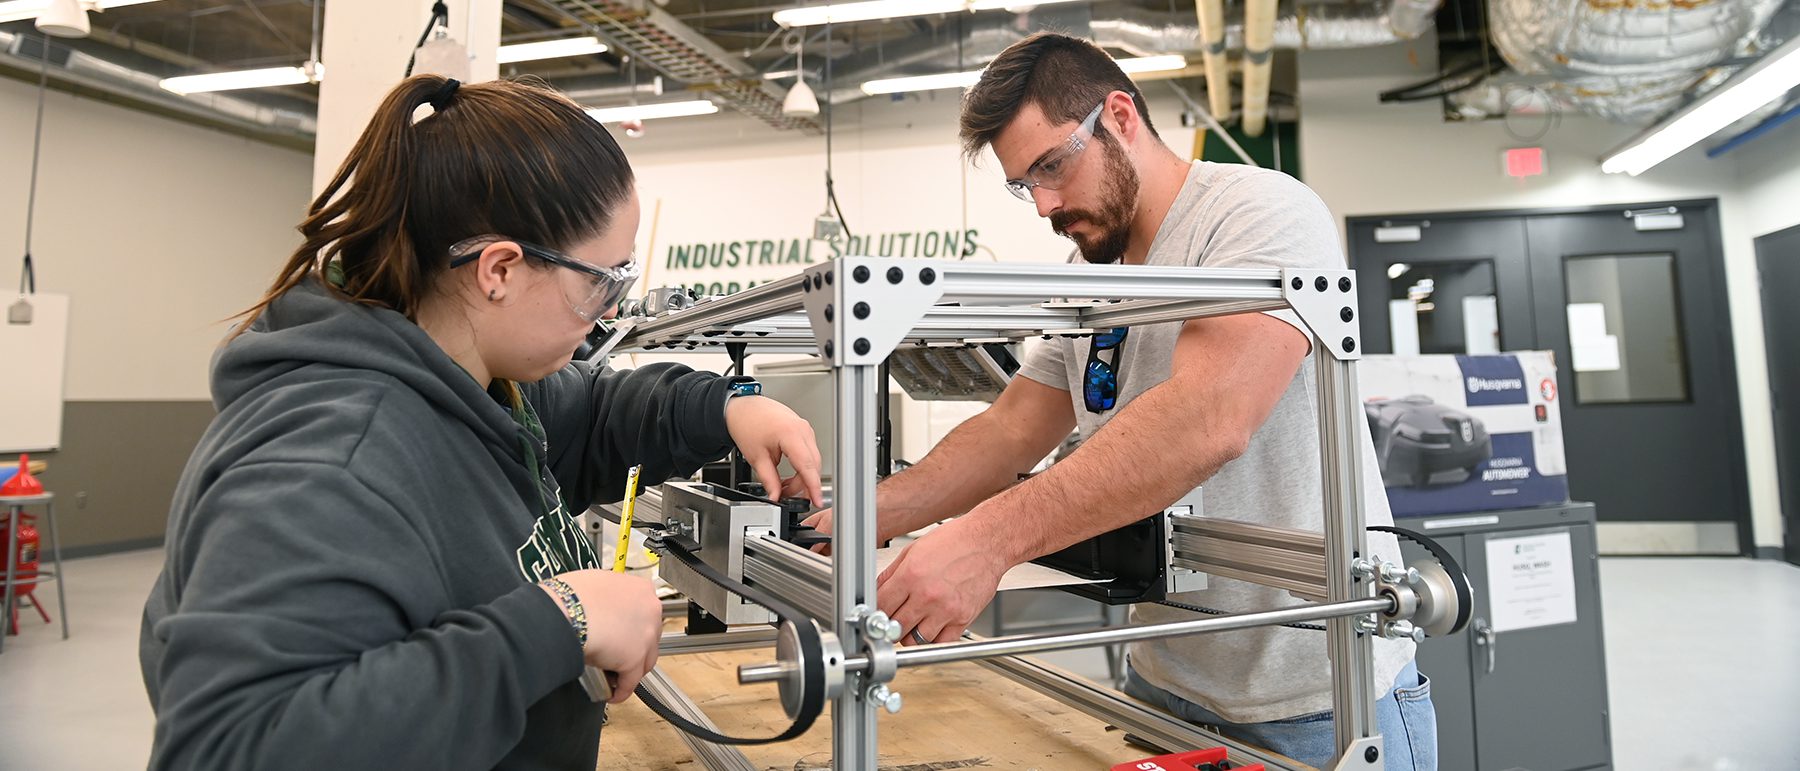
xmin=1365 ymin=395 xmax=1493 ymax=488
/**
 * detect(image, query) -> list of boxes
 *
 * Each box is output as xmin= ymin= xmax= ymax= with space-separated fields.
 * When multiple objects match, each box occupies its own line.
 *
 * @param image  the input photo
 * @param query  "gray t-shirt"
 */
xmin=1018 ymin=161 xmax=1414 ymax=724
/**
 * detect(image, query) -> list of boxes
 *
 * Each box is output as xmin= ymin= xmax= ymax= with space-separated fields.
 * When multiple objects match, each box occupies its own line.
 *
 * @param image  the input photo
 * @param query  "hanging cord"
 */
xmin=20 ymin=34 xmax=51 ymax=285
xmin=309 ymin=0 xmax=321 ymax=67
xmin=957 ymin=15 xmax=971 ymax=259
xmin=404 ymin=1 xmax=451 ymax=77
xmin=823 ymin=20 xmax=853 ymax=241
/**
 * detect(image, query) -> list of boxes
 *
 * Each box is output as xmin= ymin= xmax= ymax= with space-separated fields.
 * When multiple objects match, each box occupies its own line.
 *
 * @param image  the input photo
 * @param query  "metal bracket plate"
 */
xmin=1328 ymin=736 xmax=1386 ymax=770
xmin=1281 ymin=268 xmax=1362 ymax=362
xmin=802 ymin=257 xmax=949 ymax=366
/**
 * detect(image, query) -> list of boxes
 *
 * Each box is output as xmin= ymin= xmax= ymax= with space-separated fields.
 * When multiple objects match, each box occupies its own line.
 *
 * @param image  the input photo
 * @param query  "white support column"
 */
xmin=311 ymin=0 xmax=501 ymax=197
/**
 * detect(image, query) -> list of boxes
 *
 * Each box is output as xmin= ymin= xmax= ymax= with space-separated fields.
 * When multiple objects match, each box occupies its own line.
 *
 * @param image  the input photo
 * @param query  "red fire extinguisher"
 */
xmin=2 ymin=453 xmax=47 ymax=626
xmin=2 ymin=516 xmax=38 ymax=594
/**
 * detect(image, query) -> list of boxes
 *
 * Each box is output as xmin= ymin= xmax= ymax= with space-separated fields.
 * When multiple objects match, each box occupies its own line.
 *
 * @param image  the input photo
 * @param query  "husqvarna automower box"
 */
xmin=1358 ymin=352 xmax=1569 ymax=517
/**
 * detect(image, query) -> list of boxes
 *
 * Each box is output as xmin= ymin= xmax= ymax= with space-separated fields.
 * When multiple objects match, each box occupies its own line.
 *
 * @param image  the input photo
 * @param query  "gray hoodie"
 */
xmin=140 ymin=279 xmax=734 ymax=769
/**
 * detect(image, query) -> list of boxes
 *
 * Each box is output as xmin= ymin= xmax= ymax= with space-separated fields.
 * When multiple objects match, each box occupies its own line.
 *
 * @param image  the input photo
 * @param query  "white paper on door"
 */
xmin=1484 ymin=530 xmax=1579 ymax=633
xmin=1566 ymin=302 xmax=1622 ymax=372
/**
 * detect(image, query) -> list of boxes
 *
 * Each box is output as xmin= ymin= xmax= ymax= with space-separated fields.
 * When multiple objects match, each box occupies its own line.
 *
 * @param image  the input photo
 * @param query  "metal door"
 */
xmin=1466 ymin=524 xmax=1612 ymax=771
xmin=1756 ymin=224 xmax=1800 ymax=566
xmin=1349 ymin=218 xmax=1536 ymax=356
xmin=1524 ymin=204 xmax=1749 ymax=544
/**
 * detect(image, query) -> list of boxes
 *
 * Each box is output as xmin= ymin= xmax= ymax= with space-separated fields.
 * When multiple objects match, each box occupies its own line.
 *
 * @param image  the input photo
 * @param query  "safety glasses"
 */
xmin=449 ymin=236 xmax=640 ymax=323
xmin=1004 ymin=102 xmax=1105 ymax=203
xmin=1083 ymin=326 xmax=1128 ymax=413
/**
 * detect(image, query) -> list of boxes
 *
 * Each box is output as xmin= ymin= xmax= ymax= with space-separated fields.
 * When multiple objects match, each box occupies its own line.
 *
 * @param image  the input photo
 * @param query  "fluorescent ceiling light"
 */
xmin=1601 ymin=34 xmax=1800 ymax=176
xmin=862 ymin=70 xmax=980 ymax=95
xmin=862 ymin=55 xmax=1187 ymax=95
xmin=774 ymin=0 xmax=1083 ymax=28
xmin=0 ymin=0 xmax=160 ymax=23
xmin=159 ymin=64 xmax=318 ymax=95
xmin=1117 ymin=54 xmax=1189 ymax=75
xmin=497 ymin=36 xmax=608 ymax=64
xmin=586 ymin=100 xmax=719 ymax=123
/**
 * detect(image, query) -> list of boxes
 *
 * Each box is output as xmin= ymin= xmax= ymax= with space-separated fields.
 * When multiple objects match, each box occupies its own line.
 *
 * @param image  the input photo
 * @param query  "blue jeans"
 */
xmin=1123 ymin=661 xmax=1438 ymax=770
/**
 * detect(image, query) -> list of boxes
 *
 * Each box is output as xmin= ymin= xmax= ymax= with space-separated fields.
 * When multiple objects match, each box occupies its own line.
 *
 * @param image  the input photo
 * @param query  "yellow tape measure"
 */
xmin=613 ymin=465 xmax=643 ymax=573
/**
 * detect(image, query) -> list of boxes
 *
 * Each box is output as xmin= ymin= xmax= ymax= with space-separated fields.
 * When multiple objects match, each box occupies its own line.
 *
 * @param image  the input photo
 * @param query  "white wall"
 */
xmin=1296 ymin=43 xmax=1791 ymax=550
xmin=0 ymin=77 xmax=312 ymax=402
xmin=621 ymin=90 xmax=1199 ymax=286
xmin=1734 ymin=113 xmax=1800 ymax=238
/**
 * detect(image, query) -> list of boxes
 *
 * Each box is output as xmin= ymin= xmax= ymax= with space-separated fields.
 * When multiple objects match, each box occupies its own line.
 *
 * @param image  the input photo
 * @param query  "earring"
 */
xmin=488 ymin=289 xmax=497 ymax=301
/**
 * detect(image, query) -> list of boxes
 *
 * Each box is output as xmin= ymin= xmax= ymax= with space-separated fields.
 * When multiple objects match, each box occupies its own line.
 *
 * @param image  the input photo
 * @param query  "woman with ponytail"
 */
xmin=139 ymin=75 xmax=824 ymax=770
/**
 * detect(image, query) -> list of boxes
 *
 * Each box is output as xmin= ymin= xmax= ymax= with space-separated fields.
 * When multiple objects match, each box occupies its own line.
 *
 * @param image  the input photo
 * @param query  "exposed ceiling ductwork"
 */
xmin=818 ymin=0 xmax=1444 ymax=111
xmin=537 ymin=0 xmax=821 ymax=133
xmin=1486 ymin=0 xmax=1790 ymax=123
xmin=0 ymin=30 xmax=316 ymax=150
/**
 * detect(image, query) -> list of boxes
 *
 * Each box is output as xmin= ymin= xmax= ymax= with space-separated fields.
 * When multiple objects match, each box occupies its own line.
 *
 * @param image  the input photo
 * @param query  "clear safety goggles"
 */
xmin=449 ymin=236 xmax=640 ymax=323
xmin=1003 ymin=102 xmax=1105 ymax=203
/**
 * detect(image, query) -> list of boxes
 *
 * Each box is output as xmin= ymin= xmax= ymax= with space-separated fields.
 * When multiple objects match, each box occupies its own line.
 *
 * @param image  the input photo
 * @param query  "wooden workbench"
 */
xmin=596 ymin=645 xmax=1156 ymax=770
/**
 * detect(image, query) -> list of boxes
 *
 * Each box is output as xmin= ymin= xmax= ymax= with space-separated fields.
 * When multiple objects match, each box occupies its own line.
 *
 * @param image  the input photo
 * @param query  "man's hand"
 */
xmin=876 ymin=515 xmax=1010 ymax=645
xmin=724 ymin=395 xmax=825 ymax=506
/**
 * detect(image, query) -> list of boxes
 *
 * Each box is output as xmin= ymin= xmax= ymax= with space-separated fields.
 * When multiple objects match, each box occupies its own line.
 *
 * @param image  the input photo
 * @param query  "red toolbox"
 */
xmin=1112 ymin=747 xmax=1265 ymax=771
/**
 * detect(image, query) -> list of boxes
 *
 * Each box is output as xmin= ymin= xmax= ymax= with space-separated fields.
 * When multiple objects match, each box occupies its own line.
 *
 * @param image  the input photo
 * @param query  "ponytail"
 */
xmin=235 ymin=74 xmax=634 ymax=332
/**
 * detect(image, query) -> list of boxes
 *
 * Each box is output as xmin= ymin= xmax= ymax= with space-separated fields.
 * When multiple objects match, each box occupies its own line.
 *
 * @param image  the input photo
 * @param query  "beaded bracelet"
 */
xmin=541 ymin=578 xmax=588 ymax=648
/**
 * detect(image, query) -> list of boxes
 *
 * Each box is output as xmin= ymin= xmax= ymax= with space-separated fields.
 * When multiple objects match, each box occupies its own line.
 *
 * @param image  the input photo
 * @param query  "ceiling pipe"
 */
xmin=1240 ymin=0 xmax=1277 ymax=136
xmin=1194 ymin=0 xmax=1231 ymax=121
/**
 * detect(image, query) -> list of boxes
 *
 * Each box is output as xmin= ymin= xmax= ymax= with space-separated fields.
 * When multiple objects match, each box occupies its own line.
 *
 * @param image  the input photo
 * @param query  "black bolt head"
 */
xmin=853 ymin=302 xmax=870 ymax=319
xmin=920 ymin=267 xmax=937 ymax=284
xmin=824 ymin=304 xmax=835 ymax=322
xmin=853 ymin=266 xmax=870 ymax=283
xmin=1342 ymin=337 xmax=1358 ymax=353
xmin=1339 ymin=276 xmax=1353 ymax=292
xmin=854 ymin=338 xmax=871 ymax=355
xmin=886 ymin=267 xmax=904 ymax=284
xmin=1315 ymin=276 xmax=1330 ymax=292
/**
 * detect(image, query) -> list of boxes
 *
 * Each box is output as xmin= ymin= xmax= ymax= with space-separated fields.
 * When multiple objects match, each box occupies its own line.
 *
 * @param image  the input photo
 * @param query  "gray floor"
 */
xmin=2 ymin=551 xmax=1796 ymax=770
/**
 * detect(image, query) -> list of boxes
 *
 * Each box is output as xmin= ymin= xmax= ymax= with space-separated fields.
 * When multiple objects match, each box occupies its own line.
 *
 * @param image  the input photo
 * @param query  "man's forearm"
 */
xmin=965 ymin=381 xmax=1242 ymax=565
xmin=874 ymin=409 xmax=1048 ymax=540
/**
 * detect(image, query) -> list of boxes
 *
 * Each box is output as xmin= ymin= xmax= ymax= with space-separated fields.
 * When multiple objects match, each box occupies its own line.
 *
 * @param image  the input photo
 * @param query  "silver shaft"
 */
xmin=740 ymin=597 xmax=1390 ymax=684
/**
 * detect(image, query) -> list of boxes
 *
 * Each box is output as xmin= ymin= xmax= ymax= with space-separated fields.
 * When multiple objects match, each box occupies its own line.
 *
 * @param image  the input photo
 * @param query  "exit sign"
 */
xmin=1505 ymin=147 xmax=1546 ymax=178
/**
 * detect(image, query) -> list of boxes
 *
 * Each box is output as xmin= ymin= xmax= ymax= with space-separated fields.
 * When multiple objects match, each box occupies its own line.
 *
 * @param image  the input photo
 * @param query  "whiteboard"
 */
xmin=0 ymin=293 xmax=70 ymax=452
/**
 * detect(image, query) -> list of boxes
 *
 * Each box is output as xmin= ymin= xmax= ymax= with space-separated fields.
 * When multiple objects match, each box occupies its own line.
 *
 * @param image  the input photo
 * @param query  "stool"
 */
xmin=1 ymin=492 xmax=66 ymax=654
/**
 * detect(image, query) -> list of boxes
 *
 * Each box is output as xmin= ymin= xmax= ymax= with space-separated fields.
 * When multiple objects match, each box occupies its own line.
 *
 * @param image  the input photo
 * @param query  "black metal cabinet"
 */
xmin=1397 ymin=503 xmax=1612 ymax=771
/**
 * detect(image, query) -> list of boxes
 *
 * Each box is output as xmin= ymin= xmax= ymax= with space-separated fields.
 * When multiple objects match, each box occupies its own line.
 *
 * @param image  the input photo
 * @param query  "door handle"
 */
xmin=1473 ymin=619 xmax=1497 ymax=674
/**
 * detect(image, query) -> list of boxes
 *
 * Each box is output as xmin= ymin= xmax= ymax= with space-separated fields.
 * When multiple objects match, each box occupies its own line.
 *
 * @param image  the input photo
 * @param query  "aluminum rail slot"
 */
xmin=628 ymin=306 xmax=1089 ymax=350
xmin=660 ymin=627 xmax=779 ymax=656
xmin=931 ymin=263 xmax=1287 ymax=305
xmin=1314 ymin=346 xmax=1379 ymax=760
xmin=619 ymin=274 xmax=809 ymax=347
xmin=741 ymin=536 xmax=835 ymax=624
xmin=1080 ymin=298 xmax=1290 ymax=329
xmin=637 ymin=668 xmax=759 ymax=771
xmin=618 ymin=261 xmax=1290 ymax=350
xmin=976 ymin=654 xmax=1307 ymax=771
xmin=740 ymin=597 xmax=1393 ymax=682
xmin=591 ymin=486 xmax=665 ymax=526
xmin=1170 ymin=518 xmax=1329 ymax=602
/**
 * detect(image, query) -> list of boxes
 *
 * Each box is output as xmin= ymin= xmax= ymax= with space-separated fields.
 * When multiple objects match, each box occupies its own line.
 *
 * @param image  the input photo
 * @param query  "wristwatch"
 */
xmin=725 ymin=376 xmax=762 ymax=399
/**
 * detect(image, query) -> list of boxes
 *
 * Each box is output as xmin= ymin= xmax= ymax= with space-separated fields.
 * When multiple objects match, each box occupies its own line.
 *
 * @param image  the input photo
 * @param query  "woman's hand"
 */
xmin=725 ymin=395 xmax=825 ymax=506
xmin=542 ymin=570 xmax=663 ymax=704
